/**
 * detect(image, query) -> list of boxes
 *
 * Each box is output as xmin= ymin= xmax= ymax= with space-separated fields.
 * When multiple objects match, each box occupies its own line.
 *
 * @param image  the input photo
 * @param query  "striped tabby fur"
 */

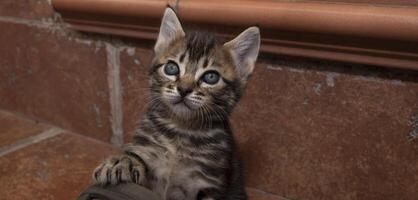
xmin=93 ymin=7 xmax=260 ymax=200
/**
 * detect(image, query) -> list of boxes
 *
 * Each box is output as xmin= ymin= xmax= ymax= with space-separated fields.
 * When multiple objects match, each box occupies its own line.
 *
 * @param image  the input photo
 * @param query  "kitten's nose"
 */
xmin=177 ymin=86 xmax=193 ymax=97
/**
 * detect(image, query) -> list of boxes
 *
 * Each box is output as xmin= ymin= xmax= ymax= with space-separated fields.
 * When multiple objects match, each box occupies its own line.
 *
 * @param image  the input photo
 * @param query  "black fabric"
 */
xmin=77 ymin=183 xmax=160 ymax=200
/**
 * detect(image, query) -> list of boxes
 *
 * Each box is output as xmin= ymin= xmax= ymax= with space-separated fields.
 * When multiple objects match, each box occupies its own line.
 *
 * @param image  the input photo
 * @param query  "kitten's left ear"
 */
xmin=154 ymin=7 xmax=185 ymax=54
xmin=224 ymin=27 xmax=260 ymax=82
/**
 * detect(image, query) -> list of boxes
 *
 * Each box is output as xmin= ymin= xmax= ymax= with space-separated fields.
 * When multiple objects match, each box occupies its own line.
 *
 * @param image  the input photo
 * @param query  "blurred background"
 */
xmin=0 ymin=0 xmax=418 ymax=200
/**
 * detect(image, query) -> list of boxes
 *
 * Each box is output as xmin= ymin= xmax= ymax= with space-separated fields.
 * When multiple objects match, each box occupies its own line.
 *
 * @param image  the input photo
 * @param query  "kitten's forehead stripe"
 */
xmin=179 ymin=51 xmax=186 ymax=63
xmin=186 ymin=32 xmax=217 ymax=62
xmin=203 ymin=58 xmax=209 ymax=69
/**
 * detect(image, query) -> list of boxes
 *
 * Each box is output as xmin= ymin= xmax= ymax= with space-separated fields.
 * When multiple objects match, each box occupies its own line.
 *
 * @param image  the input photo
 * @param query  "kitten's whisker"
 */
xmin=198 ymin=108 xmax=205 ymax=129
xmin=202 ymin=105 xmax=212 ymax=128
xmin=199 ymin=106 xmax=206 ymax=128
xmin=213 ymin=104 xmax=228 ymax=117
xmin=207 ymin=104 xmax=228 ymax=121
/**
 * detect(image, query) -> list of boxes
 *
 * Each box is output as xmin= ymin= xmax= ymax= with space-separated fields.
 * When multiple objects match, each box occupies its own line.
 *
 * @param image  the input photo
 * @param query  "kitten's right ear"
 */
xmin=154 ymin=7 xmax=185 ymax=54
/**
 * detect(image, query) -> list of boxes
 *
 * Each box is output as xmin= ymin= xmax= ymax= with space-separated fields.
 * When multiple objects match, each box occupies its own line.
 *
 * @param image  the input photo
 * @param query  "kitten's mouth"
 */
xmin=173 ymin=98 xmax=193 ymax=110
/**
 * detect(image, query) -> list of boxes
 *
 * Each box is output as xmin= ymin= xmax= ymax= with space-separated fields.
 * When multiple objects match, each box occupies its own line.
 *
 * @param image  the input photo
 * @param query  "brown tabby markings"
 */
xmin=92 ymin=7 xmax=259 ymax=200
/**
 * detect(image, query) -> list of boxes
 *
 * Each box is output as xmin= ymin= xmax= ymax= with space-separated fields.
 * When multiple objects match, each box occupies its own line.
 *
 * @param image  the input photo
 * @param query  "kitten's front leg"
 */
xmin=92 ymin=152 xmax=147 ymax=186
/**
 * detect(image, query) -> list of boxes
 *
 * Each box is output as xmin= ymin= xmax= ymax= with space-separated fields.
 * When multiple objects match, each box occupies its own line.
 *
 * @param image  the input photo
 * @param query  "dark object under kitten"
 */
xmin=92 ymin=7 xmax=260 ymax=200
xmin=78 ymin=183 xmax=159 ymax=200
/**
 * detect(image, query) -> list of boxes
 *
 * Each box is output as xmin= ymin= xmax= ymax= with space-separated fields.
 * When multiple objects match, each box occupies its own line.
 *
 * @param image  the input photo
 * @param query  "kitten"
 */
xmin=92 ymin=7 xmax=260 ymax=200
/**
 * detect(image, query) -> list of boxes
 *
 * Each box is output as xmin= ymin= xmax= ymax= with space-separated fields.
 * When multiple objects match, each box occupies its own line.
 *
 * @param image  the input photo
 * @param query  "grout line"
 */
xmin=0 ymin=109 xmax=118 ymax=149
xmin=0 ymin=128 xmax=63 ymax=157
xmin=0 ymin=16 xmax=54 ymax=28
xmin=64 ymin=131 xmax=119 ymax=150
xmin=106 ymin=43 xmax=124 ymax=147
xmin=0 ymin=15 xmax=107 ymax=48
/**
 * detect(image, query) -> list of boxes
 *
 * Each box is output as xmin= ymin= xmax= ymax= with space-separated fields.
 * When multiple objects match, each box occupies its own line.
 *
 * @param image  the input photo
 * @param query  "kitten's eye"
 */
xmin=202 ymin=71 xmax=220 ymax=85
xmin=164 ymin=61 xmax=179 ymax=76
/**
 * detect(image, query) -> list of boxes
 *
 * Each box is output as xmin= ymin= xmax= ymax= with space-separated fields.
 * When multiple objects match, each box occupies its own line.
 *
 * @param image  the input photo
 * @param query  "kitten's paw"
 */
xmin=92 ymin=155 xmax=145 ymax=186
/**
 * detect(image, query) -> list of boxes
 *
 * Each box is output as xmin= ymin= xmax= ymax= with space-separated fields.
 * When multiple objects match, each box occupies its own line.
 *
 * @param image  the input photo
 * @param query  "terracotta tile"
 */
xmin=0 ymin=22 xmax=112 ymax=142
xmin=120 ymin=47 xmax=153 ymax=143
xmin=0 ymin=0 xmax=54 ymax=19
xmin=247 ymin=188 xmax=288 ymax=200
xmin=231 ymin=62 xmax=418 ymax=200
xmin=0 ymin=111 xmax=49 ymax=147
xmin=0 ymin=132 xmax=118 ymax=200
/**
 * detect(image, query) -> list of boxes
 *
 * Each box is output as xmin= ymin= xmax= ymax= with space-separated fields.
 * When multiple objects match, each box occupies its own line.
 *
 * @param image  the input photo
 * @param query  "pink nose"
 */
xmin=178 ymin=86 xmax=193 ymax=97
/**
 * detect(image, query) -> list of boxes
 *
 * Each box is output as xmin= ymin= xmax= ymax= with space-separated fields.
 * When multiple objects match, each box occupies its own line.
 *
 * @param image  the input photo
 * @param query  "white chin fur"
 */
xmin=171 ymin=98 xmax=204 ymax=118
xmin=171 ymin=103 xmax=193 ymax=118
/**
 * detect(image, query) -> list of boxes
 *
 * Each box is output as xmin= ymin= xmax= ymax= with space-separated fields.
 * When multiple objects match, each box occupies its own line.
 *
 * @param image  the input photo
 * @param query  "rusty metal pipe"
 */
xmin=52 ymin=0 xmax=418 ymax=70
xmin=179 ymin=0 xmax=418 ymax=42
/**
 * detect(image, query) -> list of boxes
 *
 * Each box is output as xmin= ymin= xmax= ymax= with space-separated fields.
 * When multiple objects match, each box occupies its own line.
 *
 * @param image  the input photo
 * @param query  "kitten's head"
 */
xmin=149 ymin=7 xmax=260 ymax=122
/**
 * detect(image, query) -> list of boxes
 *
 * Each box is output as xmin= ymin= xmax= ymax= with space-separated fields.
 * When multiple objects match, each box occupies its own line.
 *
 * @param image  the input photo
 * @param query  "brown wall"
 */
xmin=0 ymin=1 xmax=418 ymax=200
